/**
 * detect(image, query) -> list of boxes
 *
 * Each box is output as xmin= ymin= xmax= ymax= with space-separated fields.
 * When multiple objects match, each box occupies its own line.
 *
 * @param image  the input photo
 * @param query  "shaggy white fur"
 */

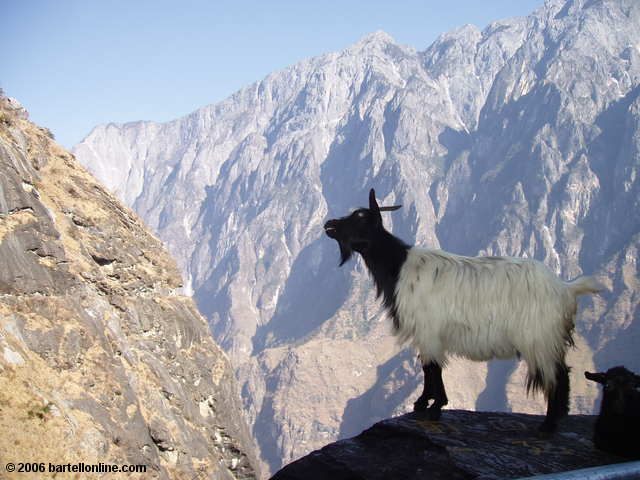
xmin=394 ymin=248 xmax=602 ymax=393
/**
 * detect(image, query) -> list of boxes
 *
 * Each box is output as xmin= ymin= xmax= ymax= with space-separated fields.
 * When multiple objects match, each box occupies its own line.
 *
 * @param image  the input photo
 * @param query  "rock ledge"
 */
xmin=271 ymin=410 xmax=628 ymax=480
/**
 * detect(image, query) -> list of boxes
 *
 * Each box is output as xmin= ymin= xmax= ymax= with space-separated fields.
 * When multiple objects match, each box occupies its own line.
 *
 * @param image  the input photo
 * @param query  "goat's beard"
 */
xmin=336 ymin=239 xmax=353 ymax=266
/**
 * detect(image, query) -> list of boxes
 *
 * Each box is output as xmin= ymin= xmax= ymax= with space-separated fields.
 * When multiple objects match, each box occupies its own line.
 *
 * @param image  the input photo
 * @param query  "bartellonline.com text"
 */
xmin=5 ymin=461 xmax=147 ymax=474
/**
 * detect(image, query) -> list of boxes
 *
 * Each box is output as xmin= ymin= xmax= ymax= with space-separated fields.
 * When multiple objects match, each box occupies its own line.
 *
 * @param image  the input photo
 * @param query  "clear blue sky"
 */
xmin=1 ymin=0 xmax=544 ymax=148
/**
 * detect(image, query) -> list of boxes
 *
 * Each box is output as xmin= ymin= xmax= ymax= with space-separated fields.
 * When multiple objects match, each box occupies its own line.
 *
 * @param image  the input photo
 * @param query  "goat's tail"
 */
xmin=566 ymin=276 xmax=604 ymax=297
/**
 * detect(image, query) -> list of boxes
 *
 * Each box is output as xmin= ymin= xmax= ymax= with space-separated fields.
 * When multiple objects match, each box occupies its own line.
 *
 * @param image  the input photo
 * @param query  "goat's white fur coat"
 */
xmin=394 ymin=248 xmax=601 ymax=393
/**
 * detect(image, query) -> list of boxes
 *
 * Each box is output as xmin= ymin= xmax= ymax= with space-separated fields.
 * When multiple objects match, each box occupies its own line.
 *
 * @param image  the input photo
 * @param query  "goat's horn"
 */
xmin=379 ymin=205 xmax=402 ymax=211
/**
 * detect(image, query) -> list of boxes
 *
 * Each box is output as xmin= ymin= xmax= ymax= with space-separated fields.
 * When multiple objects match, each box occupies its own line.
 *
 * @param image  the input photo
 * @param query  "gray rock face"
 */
xmin=0 ymin=95 xmax=259 ymax=479
xmin=73 ymin=0 xmax=640 ymax=475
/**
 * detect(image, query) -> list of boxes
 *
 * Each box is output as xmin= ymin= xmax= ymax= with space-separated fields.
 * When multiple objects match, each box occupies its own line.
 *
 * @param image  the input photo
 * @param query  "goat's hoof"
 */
xmin=413 ymin=403 xmax=427 ymax=413
xmin=426 ymin=406 xmax=442 ymax=421
xmin=538 ymin=421 xmax=557 ymax=434
xmin=413 ymin=399 xmax=429 ymax=412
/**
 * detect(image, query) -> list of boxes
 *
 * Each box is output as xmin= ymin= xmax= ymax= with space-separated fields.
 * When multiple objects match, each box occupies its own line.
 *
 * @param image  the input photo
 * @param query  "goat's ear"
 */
xmin=584 ymin=371 xmax=606 ymax=384
xmin=369 ymin=188 xmax=380 ymax=214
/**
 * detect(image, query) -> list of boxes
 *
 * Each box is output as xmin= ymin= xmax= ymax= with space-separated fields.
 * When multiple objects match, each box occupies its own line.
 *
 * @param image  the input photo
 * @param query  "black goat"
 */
xmin=585 ymin=366 xmax=640 ymax=458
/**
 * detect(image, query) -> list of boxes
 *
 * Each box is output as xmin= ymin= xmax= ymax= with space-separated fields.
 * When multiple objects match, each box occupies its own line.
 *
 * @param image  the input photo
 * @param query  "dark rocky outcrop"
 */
xmin=0 ymin=94 xmax=259 ymax=479
xmin=271 ymin=410 xmax=628 ymax=480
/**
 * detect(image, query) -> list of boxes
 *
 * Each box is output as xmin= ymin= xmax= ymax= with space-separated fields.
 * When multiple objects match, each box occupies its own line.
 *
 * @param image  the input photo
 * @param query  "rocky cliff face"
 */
xmin=73 ymin=0 xmax=640 ymax=475
xmin=0 ymin=95 xmax=259 ymax=479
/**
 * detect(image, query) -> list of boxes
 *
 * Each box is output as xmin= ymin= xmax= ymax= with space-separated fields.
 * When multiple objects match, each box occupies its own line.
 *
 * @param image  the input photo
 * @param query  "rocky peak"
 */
xmin=0 ymin=94 xmax=28 ymax=120
xmin=349 ymin=30 xmax=399 ymax=52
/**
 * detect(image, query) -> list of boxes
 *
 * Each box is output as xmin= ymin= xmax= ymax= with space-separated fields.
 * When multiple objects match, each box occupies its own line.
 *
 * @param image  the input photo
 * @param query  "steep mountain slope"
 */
xmin=74 ymin=0 xmax=640 ymax=474
xmin=0 ymin=94 xmax=258 ymax=479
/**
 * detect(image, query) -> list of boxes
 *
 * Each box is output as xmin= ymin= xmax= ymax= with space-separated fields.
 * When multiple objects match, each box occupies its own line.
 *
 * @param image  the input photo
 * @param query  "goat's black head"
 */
xmin=585 ymin=366 xmax=640 ymax=389
xmin=324 ymin=189 xmax=401 ymax=265
xmin=585 ymin=366 xmax=640 ymax=414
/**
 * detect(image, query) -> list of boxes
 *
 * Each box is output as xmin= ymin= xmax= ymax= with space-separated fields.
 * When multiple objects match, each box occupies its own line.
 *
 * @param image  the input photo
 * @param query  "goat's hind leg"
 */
xmin=413 ymin=361 xmax=431 ymax=412
xmin=414 ymin=361 xmax=448 ymax=420
xmin=539 ymin=361 xmax=570 ymax=433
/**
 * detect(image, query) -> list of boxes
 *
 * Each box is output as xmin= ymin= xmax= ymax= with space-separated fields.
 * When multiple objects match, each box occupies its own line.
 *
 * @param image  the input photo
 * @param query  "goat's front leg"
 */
xmin=414 ymin=361 xmax=448 ymax=420
xmin=539 ymin=361 xmax=570 ymax=433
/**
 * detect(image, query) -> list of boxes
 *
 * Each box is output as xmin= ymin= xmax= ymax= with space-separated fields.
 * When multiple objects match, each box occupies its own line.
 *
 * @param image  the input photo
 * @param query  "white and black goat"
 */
xmin=324 ymin=189 xmax=602 ymax=432
xmin=585 ymin=366 xmax=640 ymax=458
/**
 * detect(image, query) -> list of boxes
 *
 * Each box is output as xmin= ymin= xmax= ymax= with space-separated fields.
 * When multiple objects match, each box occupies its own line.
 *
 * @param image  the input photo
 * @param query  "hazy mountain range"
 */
xmin=73 ymin=0 xmax=640 ymax=474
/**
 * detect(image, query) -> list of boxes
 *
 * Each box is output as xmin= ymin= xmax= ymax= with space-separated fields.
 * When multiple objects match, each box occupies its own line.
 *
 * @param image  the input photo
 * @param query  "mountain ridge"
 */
xmin=74 ymin=0 xmax=640 ymax=475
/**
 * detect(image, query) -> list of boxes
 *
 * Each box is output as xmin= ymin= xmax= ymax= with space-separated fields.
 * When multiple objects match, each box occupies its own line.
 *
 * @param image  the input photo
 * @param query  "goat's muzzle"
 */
xmin=324 ymin=219 xmax=339 ymax=239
